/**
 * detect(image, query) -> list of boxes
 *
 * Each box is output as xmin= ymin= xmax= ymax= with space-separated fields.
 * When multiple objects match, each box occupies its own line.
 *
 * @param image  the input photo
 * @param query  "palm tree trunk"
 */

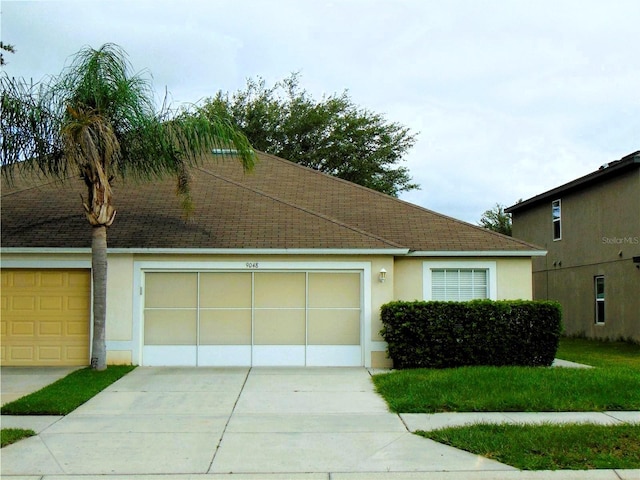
xmin=90 ymin=225 xmax=108 ymax=371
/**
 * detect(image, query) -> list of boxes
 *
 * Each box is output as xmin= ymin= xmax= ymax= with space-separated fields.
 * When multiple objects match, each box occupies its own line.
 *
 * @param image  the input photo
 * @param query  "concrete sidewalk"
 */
xmin=1 ymin=367 xmax=638 ymax=480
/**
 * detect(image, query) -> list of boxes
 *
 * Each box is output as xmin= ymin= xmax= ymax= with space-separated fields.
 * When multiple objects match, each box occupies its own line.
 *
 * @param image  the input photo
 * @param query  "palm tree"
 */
xmin=1 ymin=43 xmax=255 ymax=370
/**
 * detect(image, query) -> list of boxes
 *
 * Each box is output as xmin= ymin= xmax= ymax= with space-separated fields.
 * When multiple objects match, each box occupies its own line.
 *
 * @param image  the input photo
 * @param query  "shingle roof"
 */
xmin=1 ymin=151 xmax=540 ymax=252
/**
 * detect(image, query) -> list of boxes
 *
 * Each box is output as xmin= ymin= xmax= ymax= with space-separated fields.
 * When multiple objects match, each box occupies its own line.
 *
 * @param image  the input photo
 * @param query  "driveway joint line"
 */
xmin=207 ymin=366 xmax=251 ymax=472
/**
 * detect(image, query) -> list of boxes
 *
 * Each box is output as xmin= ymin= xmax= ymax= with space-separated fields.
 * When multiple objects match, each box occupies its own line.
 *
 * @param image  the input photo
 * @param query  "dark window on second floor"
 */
xmin=595 ymin=276 xmax=605 ymax=324
xmin=552 ymin=199 xmax=562 ymax=240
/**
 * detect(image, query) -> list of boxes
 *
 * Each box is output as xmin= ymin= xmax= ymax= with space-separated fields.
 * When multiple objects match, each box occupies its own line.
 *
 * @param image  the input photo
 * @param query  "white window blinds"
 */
xmin=431 ymin=269 xmax=489 ymax=301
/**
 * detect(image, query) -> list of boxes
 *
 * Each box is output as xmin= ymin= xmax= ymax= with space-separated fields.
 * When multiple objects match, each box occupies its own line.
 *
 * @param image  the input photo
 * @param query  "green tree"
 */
xmin=1 ymin=44 xmax=255 ymax=370
xmin=0 ymin=42 xmax=16 ymax=66
xmin=202 ymin=73 xmax=419 ymax=196
xmin=479 ymin=203 xmax=512 ymax=236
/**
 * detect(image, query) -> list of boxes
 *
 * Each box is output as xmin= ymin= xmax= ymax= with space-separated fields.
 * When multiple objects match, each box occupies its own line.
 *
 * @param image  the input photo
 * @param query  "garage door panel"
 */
xmin=8 ymin=346 xmax=34 ymax=361
xmin=12 ymin=271 xmax=37 ymax=287
xmin=254 ymin=273 xmax=306 ymax=308
xmin=145 ymin=273 xmax=197 ymax=308
xmin=66 ymin=346 xmax=90 ymax=361
xmin=254 ymin=309 xmax=305 ymax=345
xmin=307 ymin=345 xmax=362 ymax=366
xmin=308 ymin=273 xmax=360 ymax=308
xmin=40 ymin=271 xmax=65 ymax=287
xmin=39 ymin=321 xmax=62 ymax=336
xmin=38 ymin=346 xmax=62 ymax=361
xmin=144 ymin=310 xmax=196 ymax=345
xmin=199 ymin=273 xmax=251 ymax=308
xmin=39 ymin=296 xmax=63 ymax=310
xmin=11 ymin=296 xmax=36 ymax=311
xmin=200 ymin=310 xmax=251 ymax=345
xmin=67 ymin=321 xmax=89 ymax=336
xmin=198 ymin=346 xmax=252 ymax=366
xmin=68 ymin=296 xmax=90 ymax=310
xmin=143 ymin=346 xmax=197 ymax=366
xmin=11 ymin=321 xmax=35 ymax=336
xmin=253 ymin=345 xmax=305 ymax=366
xmin=308 ymin=310 xmax=360 ymax=345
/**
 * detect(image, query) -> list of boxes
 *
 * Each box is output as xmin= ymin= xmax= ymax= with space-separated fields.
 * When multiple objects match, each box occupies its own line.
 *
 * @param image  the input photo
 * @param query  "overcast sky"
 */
xmin=2 ymin=0 xmax=638 ymax=223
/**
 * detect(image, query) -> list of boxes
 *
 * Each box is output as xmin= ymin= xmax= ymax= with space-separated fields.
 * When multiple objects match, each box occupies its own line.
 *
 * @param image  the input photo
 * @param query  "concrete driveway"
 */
xmin=1 ymin=366 xmax=81 ymax=406
xmin=0 ymin=367 xmax=514 ymax=476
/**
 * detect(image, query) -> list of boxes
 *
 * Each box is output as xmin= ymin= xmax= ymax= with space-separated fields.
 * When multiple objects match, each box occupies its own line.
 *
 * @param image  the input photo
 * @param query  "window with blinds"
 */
xmin=431 ymin=268 xmax=489 ymax=301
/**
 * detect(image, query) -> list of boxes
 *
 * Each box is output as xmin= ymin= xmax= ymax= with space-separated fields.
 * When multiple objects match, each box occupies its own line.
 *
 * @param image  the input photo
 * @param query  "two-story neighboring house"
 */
xmin=506 ymin=151 xmax=640 ymax=342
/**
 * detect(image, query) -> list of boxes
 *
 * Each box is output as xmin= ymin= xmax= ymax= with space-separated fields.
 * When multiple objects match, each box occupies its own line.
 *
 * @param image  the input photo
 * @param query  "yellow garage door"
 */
xmin=1 ymin=269 xmax=91 ymax=366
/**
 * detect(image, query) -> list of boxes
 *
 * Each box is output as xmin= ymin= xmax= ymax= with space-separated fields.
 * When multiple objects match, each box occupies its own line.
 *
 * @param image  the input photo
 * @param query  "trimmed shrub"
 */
xmin=380 ymin=300 xmax=562 ymax=369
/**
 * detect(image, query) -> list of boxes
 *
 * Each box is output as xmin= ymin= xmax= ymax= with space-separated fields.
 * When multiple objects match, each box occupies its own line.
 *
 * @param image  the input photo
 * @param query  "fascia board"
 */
xmin=1 ymin=247 xmax=409 ymax=256
xmin=406 ymin=250 xmax=547 ymax=257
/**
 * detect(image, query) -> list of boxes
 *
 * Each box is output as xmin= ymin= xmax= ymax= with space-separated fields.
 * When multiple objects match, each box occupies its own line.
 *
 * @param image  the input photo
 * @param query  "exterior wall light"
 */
xmin=378 ymin=268 xmax=387 ymax=283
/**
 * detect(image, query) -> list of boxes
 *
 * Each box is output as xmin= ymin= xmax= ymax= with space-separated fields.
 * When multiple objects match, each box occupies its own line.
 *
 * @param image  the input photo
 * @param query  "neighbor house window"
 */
xmin=424 ymin=261 xmax=497 ymax=301
xmin=552 ymin=199 xmax=562 ymax=240
xmin=595 ymin=276 xmax=605 ymax=324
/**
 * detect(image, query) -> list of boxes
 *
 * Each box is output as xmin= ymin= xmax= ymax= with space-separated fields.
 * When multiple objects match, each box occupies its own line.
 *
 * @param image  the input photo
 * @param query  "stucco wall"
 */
xmin=106 ymin=255 xmax=134 ymax=341
xmin=1 ymin=252 xmax=535 ymax=367
xmin=393 ymin=257 xmax=533 ymax=301
xmin=511 ymin=168 xmax=639 ymax=342
xmin=495 ymin=258 xmax=532 ymax=300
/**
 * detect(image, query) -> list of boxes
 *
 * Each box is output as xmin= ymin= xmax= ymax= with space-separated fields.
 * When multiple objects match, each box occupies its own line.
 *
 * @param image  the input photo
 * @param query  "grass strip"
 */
xmin=1 ymin=428 xmax=36 ymax=448
xmin=373 ymin=365 xmax=640 ymax=413
xmin=556 ymin=337 xmax=640 ymax=369
xmin=420 ymin=423 xmax=640 ymax=470
xmin=0 ymin=365 xmax=135 ymax=415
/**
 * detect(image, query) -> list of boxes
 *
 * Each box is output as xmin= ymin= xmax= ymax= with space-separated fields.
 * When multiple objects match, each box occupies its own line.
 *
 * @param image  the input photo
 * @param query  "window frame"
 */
xmin=552 ymin=199 xmax=562 ymax=241
xmin=594 ymin=275 xmax=605 ymax=324
xmin=423 ymin=260 xmax=497 ymax=301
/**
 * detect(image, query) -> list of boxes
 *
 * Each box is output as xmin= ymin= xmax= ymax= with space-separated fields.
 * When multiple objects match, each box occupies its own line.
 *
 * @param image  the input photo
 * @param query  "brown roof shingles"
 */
xmin=1 ymin=152 xmax=540 ymax=252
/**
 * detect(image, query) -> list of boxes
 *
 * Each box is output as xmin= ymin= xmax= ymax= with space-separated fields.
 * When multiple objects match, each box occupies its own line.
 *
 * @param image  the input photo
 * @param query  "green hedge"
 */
xmin=380 ymin=300 xmax=562 ymax=369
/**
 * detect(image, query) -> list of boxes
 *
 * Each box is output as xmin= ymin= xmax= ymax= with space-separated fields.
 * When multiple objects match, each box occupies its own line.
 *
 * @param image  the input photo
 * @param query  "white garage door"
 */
xmin=142 ymin=271 xmax=362 ymax=366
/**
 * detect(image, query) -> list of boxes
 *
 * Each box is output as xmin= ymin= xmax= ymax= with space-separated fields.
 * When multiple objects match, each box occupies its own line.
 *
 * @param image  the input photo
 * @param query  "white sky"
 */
xmin=2 ymin=0 xmax=638 ymax=223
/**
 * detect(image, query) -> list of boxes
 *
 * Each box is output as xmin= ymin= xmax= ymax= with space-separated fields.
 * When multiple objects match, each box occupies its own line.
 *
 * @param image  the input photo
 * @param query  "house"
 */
xmin=506 ymin=151 xmax=640 ymax=343
xmin=1 ymin=151 xmax=544 ymax=368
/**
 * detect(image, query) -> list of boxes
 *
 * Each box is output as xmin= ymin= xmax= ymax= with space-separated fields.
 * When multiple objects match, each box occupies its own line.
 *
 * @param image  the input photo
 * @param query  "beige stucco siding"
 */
xmin=393 ymin=258 xmax=423 ymax=301
xmin=496 ymin=258 xmax=532 ymax=300
xmin=106 ymin=255 xmax=135 ymax=341
xmin=393 ymin=257 xmax=533 ymax=302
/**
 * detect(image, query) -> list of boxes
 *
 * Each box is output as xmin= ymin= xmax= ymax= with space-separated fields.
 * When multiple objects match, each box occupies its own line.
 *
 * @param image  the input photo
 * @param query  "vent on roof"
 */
xmin=212 ymin=148 xmax=239 ymax=155
xmin=599 ymin=159 xmax=621 ymax=170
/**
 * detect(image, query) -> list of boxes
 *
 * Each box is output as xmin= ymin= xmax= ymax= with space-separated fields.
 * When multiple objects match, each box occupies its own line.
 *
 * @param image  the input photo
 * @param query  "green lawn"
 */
xmin=420 ymin=423 xmax=640 ymax=470
xmin=374 ymin=337 xmax=640 ymax=470
xmin=373 ymin=337 xmax=640 ymax=413
xmin=556 ymin=337 xmax=640 ymax=368
xmin=1 ymin=428 xmax=36 ymax=448
xmin=1 ymin=365 xmax=135 ymax=416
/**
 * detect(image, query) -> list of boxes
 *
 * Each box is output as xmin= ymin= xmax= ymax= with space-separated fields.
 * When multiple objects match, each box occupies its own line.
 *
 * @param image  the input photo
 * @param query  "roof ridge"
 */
xmin=193 ymin=163 xmax=407 ymax=250
xmin=259 ymin=151 xmax=543 ymax=251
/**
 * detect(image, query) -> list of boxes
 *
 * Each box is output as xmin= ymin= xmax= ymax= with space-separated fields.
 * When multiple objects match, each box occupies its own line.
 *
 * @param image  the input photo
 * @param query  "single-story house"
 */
xmin=1 ymin=152 xmax=545 ymax=368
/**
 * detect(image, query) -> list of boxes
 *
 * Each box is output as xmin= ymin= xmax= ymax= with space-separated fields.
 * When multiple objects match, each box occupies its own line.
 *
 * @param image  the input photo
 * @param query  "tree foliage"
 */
xmin=202 ymin=73 xmax=419 ymax=196
xmin=479 ymin=203 xmax=512 ymax=236
xmin=0 ymin=42 xmax=15 ymax=66
xmin=1 ymin=43 xmax=255 ymax=369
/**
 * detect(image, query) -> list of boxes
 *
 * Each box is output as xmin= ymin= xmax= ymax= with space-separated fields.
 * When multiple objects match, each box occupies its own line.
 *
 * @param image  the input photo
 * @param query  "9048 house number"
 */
xmin=246 ymin=262 xmax=259 ymax=269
